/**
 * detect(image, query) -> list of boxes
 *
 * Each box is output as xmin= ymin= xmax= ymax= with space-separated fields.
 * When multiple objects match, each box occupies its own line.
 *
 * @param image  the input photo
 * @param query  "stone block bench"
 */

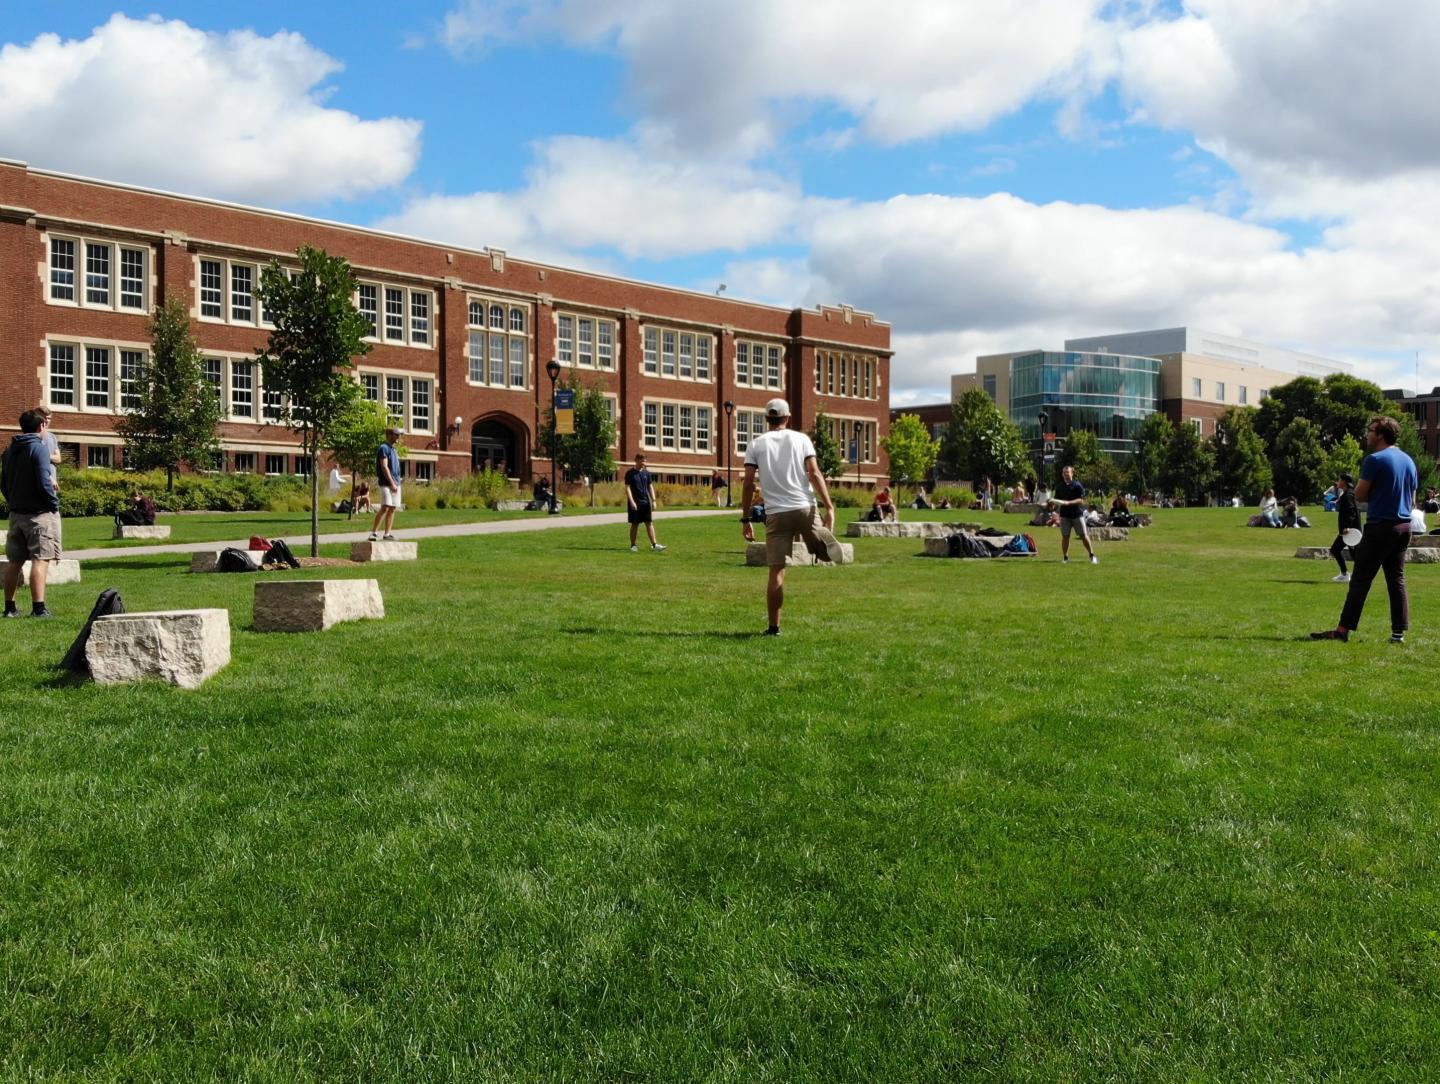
xmin=1003 ymin=502 xmax=1045 ymax=515
xmin=350 ymin=540 xmax=418 ymax=562
xmin=254 ymin=579 xmax=384 ymax=632
xmin=846 ymin=521 xmax=982 ymax=538
xmin=493 ymin=499 xmax=531 ymax=511
xmin=87 ymin=609 xmax=230 ymax=689
xmin=190 ymin=550 xmax=269 ymax=573
xmin=19 ymin=559 xmax=81 ymax=586
xmin=113 ymin=524 xmax=171 ymax=540
xmin=1295 ymin=545 xmax=1439 ymax=564
xmin=1086 ymin=526 xmax=1130 ymax=541
xmin=745 ymin=541 xmax=855 ymax=567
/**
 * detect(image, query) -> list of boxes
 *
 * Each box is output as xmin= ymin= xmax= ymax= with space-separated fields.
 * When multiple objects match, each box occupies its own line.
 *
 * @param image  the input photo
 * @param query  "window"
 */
xmin=48 ymin=234 xmax=148 ymax=311
xmin=1239 ymin=386 xmax=1248 ymax=405
xmin=577 ymin=318 xmax=595 ymax=367
xmin=356 ymin=370 xmax=435 ymax=432
xmin=234 ymin=452 xmax=256 ymax=473
xmin=119 ymin=350 xmax=145 ymax=411
xmin=410 ymin=292 xmax=430 ymax=345
xmin=983 ymin=374 xmax=997 ymax=401
xmin=359 ymin=284 xmax=379 ymax=337
xmin=361 ymin=373 xmax=380 ymax=402
xmin=662 ymin=331 xmax=676 ymax=376
xmin=466 ymin=302 xmax=530 ymax=390
xmin=633 ymin=323 xmax=715 ymax=383
xmin=263 ymin=385 xmax=284 ymax=420
xmin=643 ymin=398 xmax=713 ymax=452
xmin=200 ymin=259 xmax=223 ymax=318
xmin=203 ymin=358 xmax=223 ymax=402
xmin=411 ymin=379 xmax=431 ymax=433
xmin=557 ymin=313 xmax=618 ymax=370
xmin=679 ymin=334 xmax=694 ymax=379
xmin=413 ymin=461 xmax=434 ymax=483
xmin=735 ymin=409 xmax=765 ymax=454
xmin=1191 ymin=377 xmax=1202 ymax=397
xmin=1260 ymin=388 xmax=1270 ymax=400
xmin=1215 ymin=381 xmax=1225 ymax=402
xmin=598 ymin=321 xmax=614 ymax=369
xmin=266 ymin=454 xmax=287 ymax=476
xmin=230 ymin=361 xmax=254 ymax=418
xmin=231 ymin=263 xmax=254 ymax=323
xmin=1189 ymin=418 xmax=1203 ymax=434
xmin=85 ymin=347 xmax=111 ymax=409
xmin=696 ymin=336 xmax=711 ymax=380
xmin=87 ymin=446 xmax=112 ymax=468
xmin=644 ymin=328 xmax=659 ymax=374
xmin=815 ymin=355 xmax=823 ymax=392
xmin=86 ymin=243 xmax=110 ymax=306
xmin=557 ymin=315 xmax=574 ymax=365
xmin=384 ymin=288 xmax=405 ymax=341
xmin=49 ymin=344 xmax=76 ymax=406
xmin=386 ymin=376 xmax=406 ymax=424
xmin=737 ymin=342 xmax=750 ymax=386
xmin=294 ymin=456 xmax=313 ymax=477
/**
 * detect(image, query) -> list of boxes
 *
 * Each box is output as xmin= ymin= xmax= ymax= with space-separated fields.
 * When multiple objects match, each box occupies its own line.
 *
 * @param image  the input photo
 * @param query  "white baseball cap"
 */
xmin=765 ymin=398 xmax=791 ymax=418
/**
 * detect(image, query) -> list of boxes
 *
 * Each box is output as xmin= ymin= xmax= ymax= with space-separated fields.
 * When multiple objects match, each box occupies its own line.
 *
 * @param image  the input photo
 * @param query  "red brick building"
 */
xmin=0 ymin=160 xmax=891 ymax=485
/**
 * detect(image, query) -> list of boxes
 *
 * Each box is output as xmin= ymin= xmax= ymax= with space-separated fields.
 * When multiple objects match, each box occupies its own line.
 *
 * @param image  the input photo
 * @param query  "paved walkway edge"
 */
xmin=65 ymin=508 xmax=737 ymax=562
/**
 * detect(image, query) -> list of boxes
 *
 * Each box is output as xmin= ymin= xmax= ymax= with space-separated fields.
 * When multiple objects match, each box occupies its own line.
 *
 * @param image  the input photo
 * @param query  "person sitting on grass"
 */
xmin=115 ymin=490 xmax=157 ymax=528
xmin=1258 ymin=488 xmax=1282 ymax=527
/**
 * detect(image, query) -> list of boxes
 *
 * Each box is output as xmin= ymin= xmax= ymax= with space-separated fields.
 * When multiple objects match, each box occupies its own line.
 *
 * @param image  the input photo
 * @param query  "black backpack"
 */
xmin=61 ymin=588 xmax=125 ymax=673
xmin=219 ymin=547 xmax=260 ymax=573
xmin=266 ymin=538 xmax=302 ymax=569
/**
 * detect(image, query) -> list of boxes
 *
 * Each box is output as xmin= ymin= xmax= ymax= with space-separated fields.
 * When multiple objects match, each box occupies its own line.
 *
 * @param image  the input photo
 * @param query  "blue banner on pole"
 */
xmin=849 ymin=440 xmax=859 ymax=463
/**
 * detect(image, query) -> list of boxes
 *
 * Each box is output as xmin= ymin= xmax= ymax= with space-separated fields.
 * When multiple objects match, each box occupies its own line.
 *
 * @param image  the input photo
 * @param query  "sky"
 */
xmin=3 ymin=0 xmax=1438 ymax=404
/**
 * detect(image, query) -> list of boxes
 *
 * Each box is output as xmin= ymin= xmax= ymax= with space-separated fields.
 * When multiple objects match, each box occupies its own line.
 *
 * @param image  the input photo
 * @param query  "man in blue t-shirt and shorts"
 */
xmin=1052 ymin=465 xmax=1097 ymax=564
xmin=740 ymin=398 xmax=845 ymax=636
xmin=369 ymin=426 xmax=402 ymax=541
xmin=1312 ymin=415 xmax=1418 ymax=644
xmin=624 ymin=454 xmax=665 ymax=552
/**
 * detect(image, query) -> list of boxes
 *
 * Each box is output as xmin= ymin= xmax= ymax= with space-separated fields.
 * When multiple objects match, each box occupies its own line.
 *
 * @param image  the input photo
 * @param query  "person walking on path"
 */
xmin=1053 ymin=465 xmax=1098 ymax=564
xmin=711 ymin=470 xmax=727 ymax=508
xmin=369 ymin=426 xmax=402 ymax=541
xmin=2 ymin=409 xmax=62 ymax=618
xmin=1312 ymin=415 xmax=1418 ymax=643
xmin=740 ymin=398 xmax=844 ymax=636
xmin=1328 ymin=472 xmax=1361 ymax=583
xmin=625 ymin=454 xmax=665 ymax=552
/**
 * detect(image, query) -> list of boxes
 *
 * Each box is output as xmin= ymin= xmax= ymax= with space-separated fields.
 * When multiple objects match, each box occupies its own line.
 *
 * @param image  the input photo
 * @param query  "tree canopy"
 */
xmin=1270 ymin=417 xmax=1329 ymax=501
xmin=1160 ymin=421 xmax=1216 ymax=505
xmin=1128 ymin=412 xmax=1173 ymax=496
xmin=808 ymin=410 xmax=847 ymax=482
xmin=1211 ymin=407 xmax=1272 ymax=504
xmin=939 ymin=388 xmax=1028 ymax=484
xmin=882 ymin=414 xmax=939 ymax=483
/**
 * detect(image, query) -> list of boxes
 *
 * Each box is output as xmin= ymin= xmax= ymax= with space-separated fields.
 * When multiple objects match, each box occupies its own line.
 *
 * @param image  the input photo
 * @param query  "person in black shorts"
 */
xmin=1052 ymin=464 xmax=1097 ymax=564
xmin=624 ymin=454 xmax=666 ymax=552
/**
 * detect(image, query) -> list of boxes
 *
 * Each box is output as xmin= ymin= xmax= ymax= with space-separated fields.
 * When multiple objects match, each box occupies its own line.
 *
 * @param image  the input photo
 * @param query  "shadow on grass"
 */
xmin=563 ymin=626 xmax=764 ymax=640
xmin=77 ymin=558 xmax=189 ymax=572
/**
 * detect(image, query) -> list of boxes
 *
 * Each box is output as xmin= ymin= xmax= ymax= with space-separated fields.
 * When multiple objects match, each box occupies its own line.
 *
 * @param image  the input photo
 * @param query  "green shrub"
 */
xmin=12 ymin=467 xmax=313 ymax=518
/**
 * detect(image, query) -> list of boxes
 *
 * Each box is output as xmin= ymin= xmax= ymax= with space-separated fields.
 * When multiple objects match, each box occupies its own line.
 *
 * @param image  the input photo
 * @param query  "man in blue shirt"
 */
xmin=1052 ymin=465 xmax=1097 ymax=564
xmin=1312 ymin=415 xmax=1418 ymax=643
xmin=369 ymin=427 xmax=403 ymax=542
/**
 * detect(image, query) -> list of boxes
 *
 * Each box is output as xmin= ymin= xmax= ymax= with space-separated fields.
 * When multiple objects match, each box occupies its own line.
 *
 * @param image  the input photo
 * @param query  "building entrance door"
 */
xmin=471 ymin=420 xmax=517 ymax=474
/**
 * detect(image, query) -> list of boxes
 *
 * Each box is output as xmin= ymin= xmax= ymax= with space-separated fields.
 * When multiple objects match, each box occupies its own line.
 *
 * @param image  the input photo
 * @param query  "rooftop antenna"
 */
xmin=715 ymin=283 xmax=727 ymax=296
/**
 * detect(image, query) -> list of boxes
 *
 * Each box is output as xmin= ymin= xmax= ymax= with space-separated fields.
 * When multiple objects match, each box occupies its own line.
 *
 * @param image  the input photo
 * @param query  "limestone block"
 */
xmin=350 ymin=540 xmax=418 ymax=562
xmin=87 ymin=609 xmax=230 ymax=689
xmin=494 ymin=499 xmax=531 ymax=511
xmin=190 ymin=549 xmax=269 ymax=573
xmin=18 ymin=559 xmax=81 ymax=586
xmin=745 ymin=541 xmax=854 ymax=567
xmin=1294 ymin=545 xmax=1436 ymax=563
xmin=1410 ymin=547 xmax=1440 ymax=563
xmin=845 ymin=521 xmax=983 ymax=539
xmin=1087 ymin=526 xmax=1130 ymax=542
xmin=1411 ymin=534 xmax=1440 ymax=549
xmin=1003 ymin=502 xmax=1044 ymax=515
xmin=253 ymin=579 xmax=384 ymax=632
xmin=113 ymin=524 xmax=171 ymax=540
xmin=1295 ymin=546 xmax=1350 ymax=560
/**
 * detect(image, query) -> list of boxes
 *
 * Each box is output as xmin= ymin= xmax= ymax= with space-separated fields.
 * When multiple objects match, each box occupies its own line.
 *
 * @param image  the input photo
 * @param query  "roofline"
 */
xmin=8 ymin=158 xmax=890 ymax=328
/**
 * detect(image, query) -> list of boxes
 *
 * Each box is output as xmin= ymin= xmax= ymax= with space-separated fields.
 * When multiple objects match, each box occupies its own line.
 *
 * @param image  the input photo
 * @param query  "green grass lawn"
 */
xmin=63 ymin=504 xmax=617 ymax=550
xmin=2 ymin=509 xmax=1436 ymax=1081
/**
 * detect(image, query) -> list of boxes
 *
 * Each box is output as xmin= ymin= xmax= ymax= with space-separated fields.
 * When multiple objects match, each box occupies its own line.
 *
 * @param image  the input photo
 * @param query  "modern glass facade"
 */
xmin=1008 ymin=351 xmax=1162 ymax=458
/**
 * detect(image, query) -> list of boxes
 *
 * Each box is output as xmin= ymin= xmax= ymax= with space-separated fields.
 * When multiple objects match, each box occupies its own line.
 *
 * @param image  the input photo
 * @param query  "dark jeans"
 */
xmin=1329 ymin=534 xmax=1348 ymax=575
xmin=1339 ymin=521 xmax=1410 ymax=633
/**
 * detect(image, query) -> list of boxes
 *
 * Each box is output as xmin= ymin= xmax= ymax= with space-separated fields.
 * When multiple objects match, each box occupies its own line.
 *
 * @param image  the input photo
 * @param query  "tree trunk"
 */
xmin=347 ymin=475 xmax=355 ymax=520
xmin=167 ymin=465 xmax=175 ymax=492
xmin=308 ymin=426 xmax=320 ymax=558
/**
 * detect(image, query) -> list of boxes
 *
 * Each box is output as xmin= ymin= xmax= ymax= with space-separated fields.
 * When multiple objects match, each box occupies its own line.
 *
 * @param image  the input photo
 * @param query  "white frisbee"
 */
xmin=1342 ymin=528 xmax=1362 ymax=547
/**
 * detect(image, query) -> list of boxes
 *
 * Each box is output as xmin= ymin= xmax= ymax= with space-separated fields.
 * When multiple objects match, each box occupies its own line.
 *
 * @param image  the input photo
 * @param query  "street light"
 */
xmin=545 ymin=358 xmax=561 ymax=514
xmin=723 ymin=400 xmax=734 ymax=507
xmin=1037 ymin=410 xmax=1049 ymax=492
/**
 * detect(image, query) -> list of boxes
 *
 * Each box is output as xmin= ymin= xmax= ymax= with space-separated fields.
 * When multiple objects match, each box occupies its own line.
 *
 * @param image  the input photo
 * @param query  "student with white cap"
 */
xmin=740 ymin=398 xmax=844 ymax=636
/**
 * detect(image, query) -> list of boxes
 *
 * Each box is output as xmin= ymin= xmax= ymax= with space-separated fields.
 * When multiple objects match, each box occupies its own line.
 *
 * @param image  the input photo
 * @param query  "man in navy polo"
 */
xmin=1312 ymin=415 xmax=1418 ymax=644
xmin=1052 ymin=464 xmax=1097 ymax=564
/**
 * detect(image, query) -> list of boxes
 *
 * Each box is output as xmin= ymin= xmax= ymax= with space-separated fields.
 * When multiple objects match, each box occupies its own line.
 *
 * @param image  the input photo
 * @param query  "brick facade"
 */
xmin=0 ymin=160 xmax=892 ymax=483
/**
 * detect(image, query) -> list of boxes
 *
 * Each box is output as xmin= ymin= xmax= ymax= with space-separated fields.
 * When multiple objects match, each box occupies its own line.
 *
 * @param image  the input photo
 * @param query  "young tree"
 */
xmin=254 ymin=245 xmax=372 ymax=556
xmin=1321 ymin=432 xmax=1363 ymax=488
xmin=1255 ymin=372 xmax=1386 ymax=450
xmin=1160 ymin=421 xmax=1216 ymax=504
xmin=1211 ymin=406 xmax=1272 ymax=504
xmin=808 ymin=409 xmax=847 ymax=481
xmin=1082 ymin=455 xmax=1126 ymax=496
xmin=1128 ymin=412 xmax=1173 ymax=497
xmin=1270 ymin=416 xmax=1329 ymax=501
xmin=939 ymin=388 xmax=1028 ymax=483
xmin=1058 ymin=428 xmax=1100 ymax=474
xmin=882 ymin=413 xmax=939 ymax=483
xmin=116 ymin=296 xmax=222 ymax=492
xmin=324 ymin=396 xmax=392 ymax=519
xmin=541 ymin=377 xmax=618 ymax=505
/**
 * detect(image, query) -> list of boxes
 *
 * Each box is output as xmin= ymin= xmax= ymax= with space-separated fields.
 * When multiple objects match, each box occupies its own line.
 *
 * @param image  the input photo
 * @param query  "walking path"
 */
xmin=66 ymin=508 xmax=735 ymax=562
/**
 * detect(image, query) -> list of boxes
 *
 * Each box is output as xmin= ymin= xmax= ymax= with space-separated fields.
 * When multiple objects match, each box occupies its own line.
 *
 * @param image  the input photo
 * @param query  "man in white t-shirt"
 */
xmin=740 ymin=398 xmax=844 ymax=636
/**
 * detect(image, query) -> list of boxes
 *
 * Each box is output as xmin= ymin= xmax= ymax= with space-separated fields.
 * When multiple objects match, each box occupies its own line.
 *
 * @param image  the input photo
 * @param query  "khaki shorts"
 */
xmin=1060 ymin=516 xmax=1089 ymax=539
xmin=6 ymin=511 xmax=63 ymax=563
xmin=765 ymin=506 xmax=822 ymax=568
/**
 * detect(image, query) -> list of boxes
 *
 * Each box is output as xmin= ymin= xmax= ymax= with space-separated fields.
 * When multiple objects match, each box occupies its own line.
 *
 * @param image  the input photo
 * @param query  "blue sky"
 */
xmin=3 ymin=1 xmax=1438 ymax=401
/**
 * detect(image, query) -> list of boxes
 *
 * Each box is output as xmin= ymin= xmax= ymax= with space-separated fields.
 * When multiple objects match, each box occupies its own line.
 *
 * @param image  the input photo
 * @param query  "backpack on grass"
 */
xmin=219 ymin=547 xmax=260 ymax=573
xmin=60 ymin=588 xmax=124 ymax=673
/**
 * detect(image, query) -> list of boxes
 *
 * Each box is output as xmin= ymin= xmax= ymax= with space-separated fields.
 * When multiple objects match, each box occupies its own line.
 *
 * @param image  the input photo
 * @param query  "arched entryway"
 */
xmin=471 ymin=417 xmax=522 ymax=475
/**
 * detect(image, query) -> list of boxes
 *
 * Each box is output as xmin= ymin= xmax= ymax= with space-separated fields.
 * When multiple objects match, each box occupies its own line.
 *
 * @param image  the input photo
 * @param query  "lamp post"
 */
xmin=723 ymin=399 xmax=734 ymax=507
xmin=1037 ymin=410 xmax=1049 ymax=494
xmin=546 ymin=358 xmax=561 ymax=514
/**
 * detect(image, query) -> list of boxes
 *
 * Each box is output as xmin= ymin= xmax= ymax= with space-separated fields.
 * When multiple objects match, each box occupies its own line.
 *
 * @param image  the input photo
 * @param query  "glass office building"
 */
xmin=1009 ymin=351 xmax=1162 ymax=458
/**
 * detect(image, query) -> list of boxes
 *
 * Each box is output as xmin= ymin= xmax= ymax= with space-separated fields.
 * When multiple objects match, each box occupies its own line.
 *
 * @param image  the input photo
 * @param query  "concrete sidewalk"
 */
xmin=66 ymin=508 xmax=736 ymax=562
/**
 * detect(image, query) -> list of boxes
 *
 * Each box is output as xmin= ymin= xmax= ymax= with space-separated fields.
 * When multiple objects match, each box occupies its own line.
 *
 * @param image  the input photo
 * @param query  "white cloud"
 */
xmin=0 ymin=14 xmax=422 ymax=204
xmin=438 ymin=0 xmax=1112 ymax=153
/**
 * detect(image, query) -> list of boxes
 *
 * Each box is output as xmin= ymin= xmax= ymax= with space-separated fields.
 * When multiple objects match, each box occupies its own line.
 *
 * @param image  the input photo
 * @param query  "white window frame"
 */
xmin=641 ymin=324 xmax=715 ymax=384
xmin=828 ymin=414 xmax=879 ymax=463
xmin=557 ymin=311 xmax=619 ymax=371
xmin=467 ymin=295 xmax=530 ymax=387
xmin=642 ymin=397 xmax=714 ymax=453
xmin=354 ymin=367 xmax=436 ymax=434
xmin=350 ymin=279 xmax=434 ymax=349
xmin=45 ymin=233 xmax=150 ymax=314
xmin=44 ymin=337 xmax=150 ymax=415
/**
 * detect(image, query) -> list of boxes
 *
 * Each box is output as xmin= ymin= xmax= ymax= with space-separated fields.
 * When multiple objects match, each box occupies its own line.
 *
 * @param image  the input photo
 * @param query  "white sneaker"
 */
xmin=1333 ymin=572 xmax=1350 ymax=582
xmin=630 ymin=545 xmax=638 ymax=552
xmin=652 ymin=543 xmax=667 ymax=552
xmin=1062 ymin=556 xmax=1069 ymax=563
xmin=1090 ymin=555 xmax=1098 ymax=564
